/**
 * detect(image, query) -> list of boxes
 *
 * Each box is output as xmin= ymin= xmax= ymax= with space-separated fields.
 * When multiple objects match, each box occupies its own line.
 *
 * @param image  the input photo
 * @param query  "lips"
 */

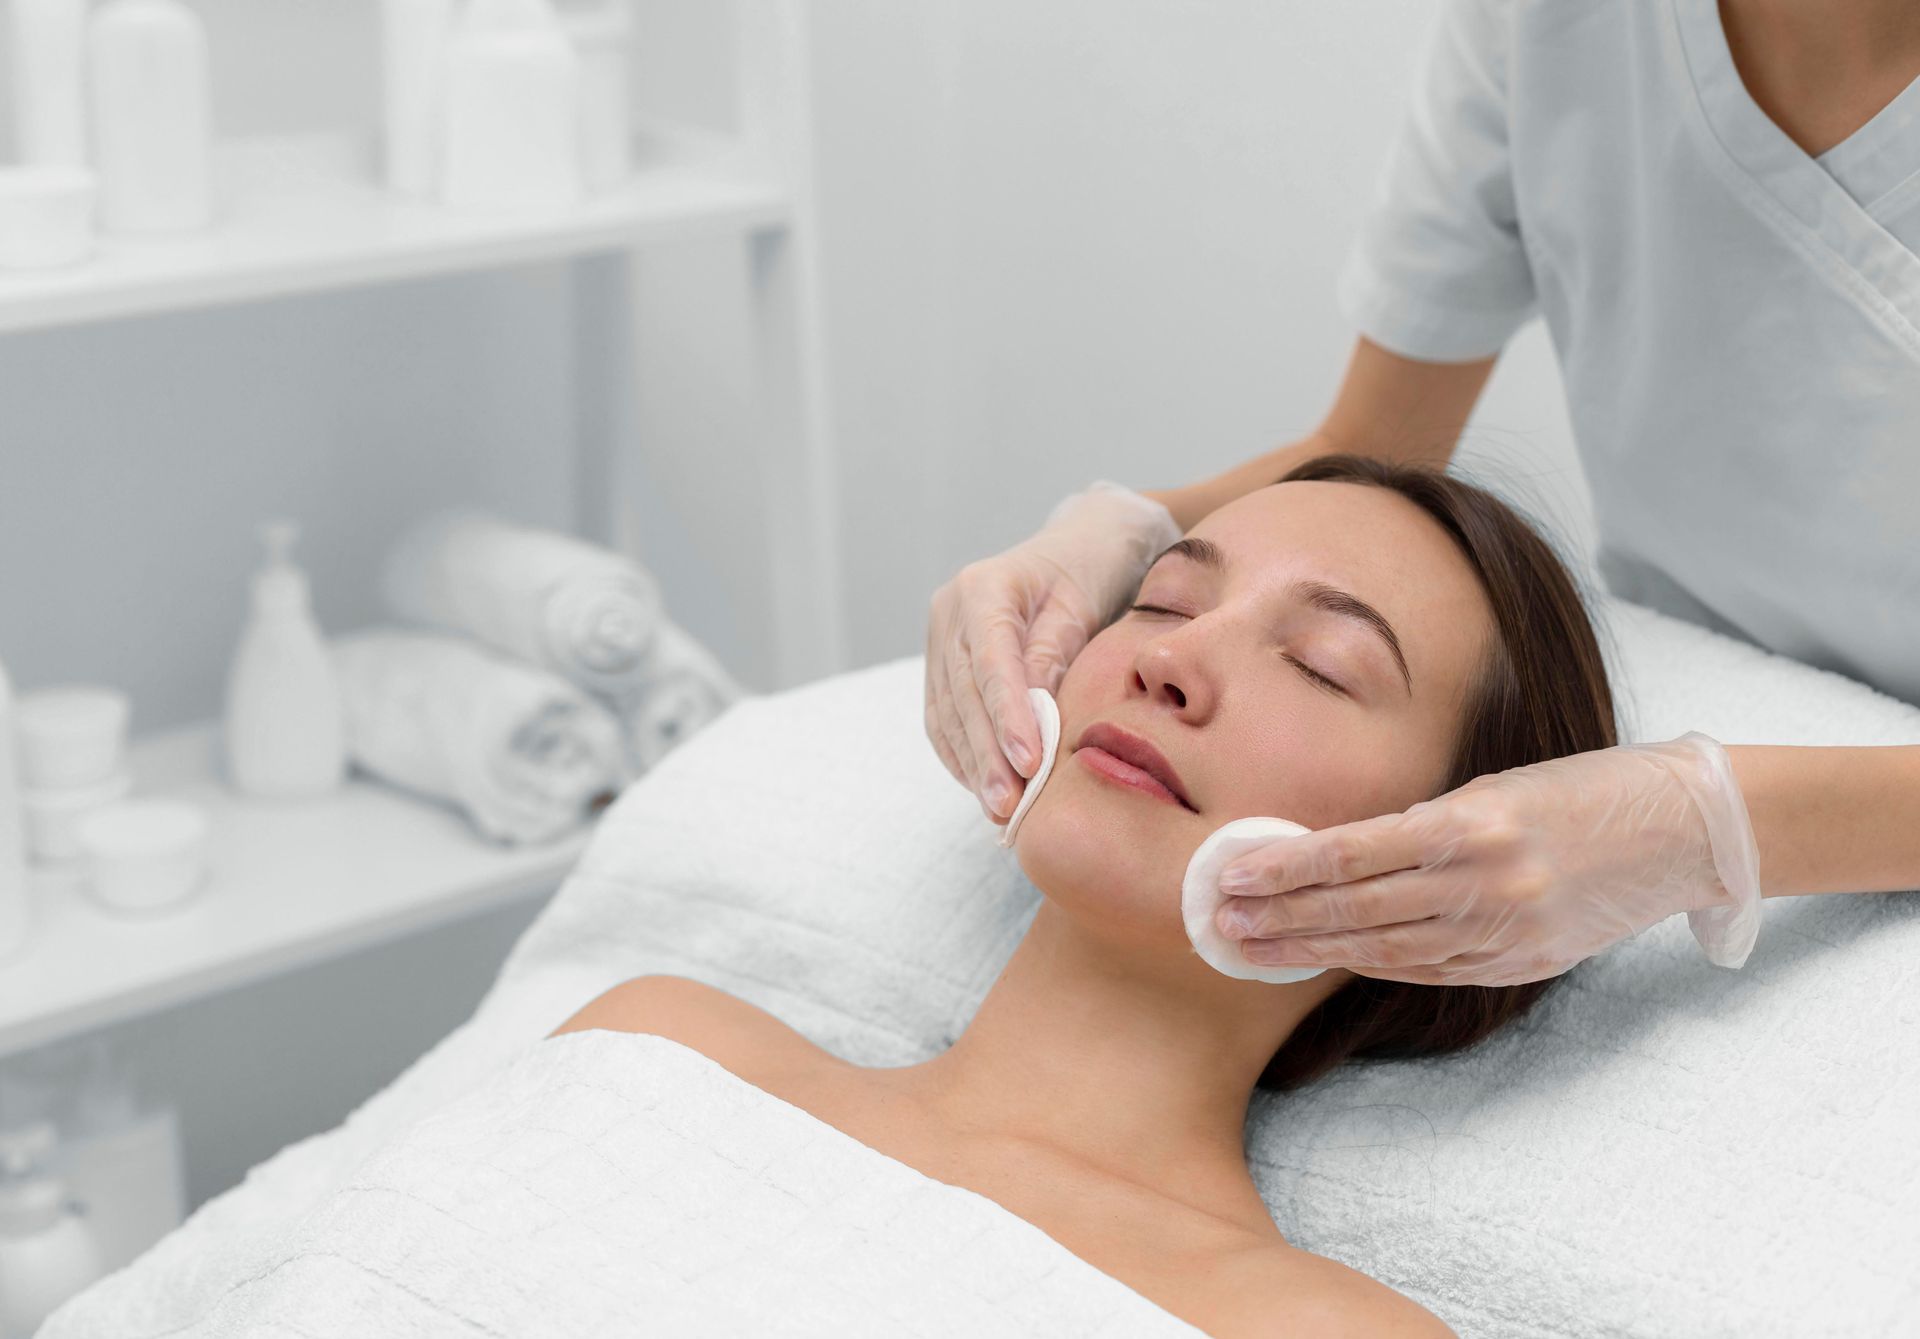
xmin=1074 ymin=721 xmax=1194 ymax=811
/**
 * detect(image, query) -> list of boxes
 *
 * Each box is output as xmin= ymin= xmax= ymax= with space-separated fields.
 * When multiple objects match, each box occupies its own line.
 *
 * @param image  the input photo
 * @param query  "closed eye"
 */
xmin=1126 ymin=603 xmax=1349 ymax=696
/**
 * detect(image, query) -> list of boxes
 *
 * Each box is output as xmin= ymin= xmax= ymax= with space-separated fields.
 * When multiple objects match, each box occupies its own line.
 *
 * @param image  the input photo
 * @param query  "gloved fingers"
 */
xmin=1022 ymin=595 xmax=1095 ymax=705
xmin=929 ymin=609 xmax=993 ymax=814
xmin=1242 ymin=917 xmax=1570 ymax=987
xmin=1216 ymin=865 xmax=1456 ymax=939
xmin=946 ymin=614 xmax=1025 ymax=820
xmin=1239 ymin=915 xmax=1455 ymax=972
xmin=1216 ymin=805 xmax=1436 ymax=897
xmin=969 ymin=599 xmax=1046 ymax=781
xmin=923 ymin=583 xmax=973 ymax=791
xmin=923 ymin=660 xmax=968 ymax=791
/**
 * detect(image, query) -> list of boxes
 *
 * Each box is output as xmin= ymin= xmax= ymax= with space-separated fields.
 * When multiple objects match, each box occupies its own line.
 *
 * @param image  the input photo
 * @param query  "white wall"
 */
xmin=0 ymin=0 xmax=1597 ymax=1213
xmin=808 ymin=1 xmax=1595 ymax=670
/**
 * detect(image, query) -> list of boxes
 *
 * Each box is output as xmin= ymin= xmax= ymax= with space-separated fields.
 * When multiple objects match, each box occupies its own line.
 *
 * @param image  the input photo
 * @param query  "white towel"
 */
xmin=618 ymin=617 xmax=751 ymax=776
xmin=331 ymin=628 xmax=625 ymax=845
xmin=382 ymin=510 xmax=665 ymax=700
xmin=61 ymin=1029 xmax=1202 ymax=1338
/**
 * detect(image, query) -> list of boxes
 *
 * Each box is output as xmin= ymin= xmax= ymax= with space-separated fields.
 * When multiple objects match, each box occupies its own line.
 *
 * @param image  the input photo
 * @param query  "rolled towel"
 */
xmin=331 ymin=628 xmax=625 ymax=845
xmin=619 ymin=617 xmax=752 ymax=776
xmin=381 ymin=511 xmax=665 ymax=701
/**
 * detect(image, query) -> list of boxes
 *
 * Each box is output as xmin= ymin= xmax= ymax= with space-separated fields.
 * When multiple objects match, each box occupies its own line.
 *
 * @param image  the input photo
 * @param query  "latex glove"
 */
xmin=1212 ymin=732 xmax=1764 ymax=986
xmin=925 ymin=480 xmax=1183 ymax=823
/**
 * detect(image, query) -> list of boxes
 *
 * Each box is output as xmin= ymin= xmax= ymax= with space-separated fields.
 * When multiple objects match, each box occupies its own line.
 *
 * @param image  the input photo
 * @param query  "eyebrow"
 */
xmin=1148 ymin=536 xmax=1414 ymax=697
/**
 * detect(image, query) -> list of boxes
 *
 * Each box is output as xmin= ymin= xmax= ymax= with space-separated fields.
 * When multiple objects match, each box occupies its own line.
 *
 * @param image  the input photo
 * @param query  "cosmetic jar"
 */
xmin=74 ymin=799 xmax=209 ymax=915
xmin=14 ymin=686 xmax=130 ymax=789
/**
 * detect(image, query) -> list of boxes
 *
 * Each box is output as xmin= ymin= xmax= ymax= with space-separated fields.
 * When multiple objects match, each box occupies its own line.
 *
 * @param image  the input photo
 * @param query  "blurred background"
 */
xmin=0 ymin=0 xmax=1593 ymax=1239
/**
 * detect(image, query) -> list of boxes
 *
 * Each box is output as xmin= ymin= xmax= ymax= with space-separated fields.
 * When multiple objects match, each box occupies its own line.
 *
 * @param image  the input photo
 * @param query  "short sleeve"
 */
xmin=1335 ymin=0 xmax=1539 ymax=361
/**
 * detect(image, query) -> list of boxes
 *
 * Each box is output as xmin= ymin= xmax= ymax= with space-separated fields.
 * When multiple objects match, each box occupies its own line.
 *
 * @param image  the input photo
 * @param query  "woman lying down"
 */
xmin=54 ymin=455 xmax=1613 ymax=1339
xmin=547 ymin=455 xmax=1613 ymax=1337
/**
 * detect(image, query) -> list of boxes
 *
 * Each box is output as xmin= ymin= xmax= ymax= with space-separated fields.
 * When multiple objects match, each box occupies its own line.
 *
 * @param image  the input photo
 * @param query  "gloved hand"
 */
xmin=925 ymin=480 xmax=1183 ymax=823
xmin=1212 ymin=732 xmax=1765 ymax=985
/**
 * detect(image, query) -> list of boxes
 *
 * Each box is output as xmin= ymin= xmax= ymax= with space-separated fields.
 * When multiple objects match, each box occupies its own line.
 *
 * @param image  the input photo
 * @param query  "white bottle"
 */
xmin=8 ymin=0 xmax=91 ymax=166
xmin=87 ymin=0 xmax=213 ymax=233
xmin=380 ymin=0 xmax=457 ymax=196
xmin=224 ymin=521 xmax=347 ymax=799
xmin=59 ymin=1039 xmax=185 ymax=1274
xmin=560 ymin=0 xmax=633 ymax=194
xmin=439 ymin=0 xmax=583 ymax=214
xmin=0 ymin=1122 xmax=105 ymax=1339
xmin=0 ymin=660 xmax=29 ymax=964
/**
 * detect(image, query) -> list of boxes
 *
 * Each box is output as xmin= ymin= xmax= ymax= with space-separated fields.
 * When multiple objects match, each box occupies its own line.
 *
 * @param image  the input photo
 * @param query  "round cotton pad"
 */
xmin=1182 ymin=816 xmax=1325 ymax=983
xmin=996 ymin=687 xmax=1060 ymax=849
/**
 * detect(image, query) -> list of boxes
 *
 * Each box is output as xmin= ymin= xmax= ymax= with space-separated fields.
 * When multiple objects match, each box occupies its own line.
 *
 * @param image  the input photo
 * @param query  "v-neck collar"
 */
xmin=1814 ymin=70 xmax=1920 ymax=214
xmin=1668 ymin=0 xmax=1920 ymax=343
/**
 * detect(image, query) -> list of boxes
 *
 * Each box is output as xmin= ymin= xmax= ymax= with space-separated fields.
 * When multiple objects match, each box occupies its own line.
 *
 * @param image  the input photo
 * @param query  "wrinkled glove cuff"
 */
xmin=1045 ymin=480 xmax=1185 ymax=571
xmin=1661 ymin=731 xmax=1765 ymax=969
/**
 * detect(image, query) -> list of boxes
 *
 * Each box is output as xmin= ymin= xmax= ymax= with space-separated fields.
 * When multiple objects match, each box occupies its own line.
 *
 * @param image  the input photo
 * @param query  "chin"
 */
xmin=1013 ymin=775 xmax=1196 ymax=955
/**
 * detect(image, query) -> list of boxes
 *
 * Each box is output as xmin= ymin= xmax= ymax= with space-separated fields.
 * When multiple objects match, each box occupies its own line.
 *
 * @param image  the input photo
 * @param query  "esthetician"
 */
xmin=924 ymin=0 xmax=1920 ymax=987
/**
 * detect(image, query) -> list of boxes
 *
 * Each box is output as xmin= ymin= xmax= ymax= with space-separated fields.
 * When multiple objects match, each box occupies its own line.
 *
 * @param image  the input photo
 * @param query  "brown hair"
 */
xmin=1245 ymin=453 xmax=1618 ymax=1092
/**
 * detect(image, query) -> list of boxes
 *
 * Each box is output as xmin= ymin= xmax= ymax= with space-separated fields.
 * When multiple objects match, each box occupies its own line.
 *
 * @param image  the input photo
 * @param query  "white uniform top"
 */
xmin=1337 ymin=0 xmax=1920 ymax=705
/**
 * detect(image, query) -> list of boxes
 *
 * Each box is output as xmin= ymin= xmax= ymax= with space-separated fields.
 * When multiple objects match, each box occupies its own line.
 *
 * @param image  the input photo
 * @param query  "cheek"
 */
xmin=1013 ymin=766 xmax=1195 ymax=945
xmin=1195 ymin=710 xmax=1444 ymax=830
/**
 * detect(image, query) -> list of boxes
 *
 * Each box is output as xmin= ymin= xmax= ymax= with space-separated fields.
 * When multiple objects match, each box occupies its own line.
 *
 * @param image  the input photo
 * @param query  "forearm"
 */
xmin=1726 ymin=745 xmax=1920 ymax=898
xmin=1140 ymin=431 xmax=1349 ymax=532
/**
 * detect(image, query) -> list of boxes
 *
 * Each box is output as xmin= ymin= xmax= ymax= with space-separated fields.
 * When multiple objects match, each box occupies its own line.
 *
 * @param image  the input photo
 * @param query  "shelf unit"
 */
xmin=0 ymin=0 xmax=846 ymax=1058
xmin=0 ymin=724 xmax=591 ymax=1057
xmin=0 ymin=120 xmax=789 ymax=333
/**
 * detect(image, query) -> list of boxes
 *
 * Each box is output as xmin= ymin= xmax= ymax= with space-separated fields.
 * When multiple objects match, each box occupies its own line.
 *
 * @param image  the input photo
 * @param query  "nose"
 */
xmin=1133 ymin=627 xmax=1216 ymax=720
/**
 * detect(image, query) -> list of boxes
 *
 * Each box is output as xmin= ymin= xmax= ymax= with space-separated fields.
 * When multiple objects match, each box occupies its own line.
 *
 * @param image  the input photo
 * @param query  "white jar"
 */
xmin=74 ymin=799 xmax=209 ymax=915
xmin=13 ymin=686 xmax=130 ymax=790
xmin=88 ymin=0 xmax=214 ymax=233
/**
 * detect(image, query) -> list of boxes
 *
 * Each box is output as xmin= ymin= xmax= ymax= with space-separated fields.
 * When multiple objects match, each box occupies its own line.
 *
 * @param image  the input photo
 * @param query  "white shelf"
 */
xmin=0 ymin=118 xmax=792 ymax=334
xmin=0 ymin=724 xmax=593 ymax=1057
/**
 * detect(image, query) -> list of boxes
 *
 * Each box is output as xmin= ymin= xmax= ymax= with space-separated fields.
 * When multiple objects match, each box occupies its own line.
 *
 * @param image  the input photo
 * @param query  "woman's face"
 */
xmin=1015 ymin=480 xmax=1497 ymax=959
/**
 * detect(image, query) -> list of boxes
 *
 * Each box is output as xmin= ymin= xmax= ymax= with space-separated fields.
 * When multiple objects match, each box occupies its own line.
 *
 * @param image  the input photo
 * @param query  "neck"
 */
xmin=1723 ymin=0 xmax=1920 ymax=74
xmin=894 ymin=899 xmax=1337 ymax=1217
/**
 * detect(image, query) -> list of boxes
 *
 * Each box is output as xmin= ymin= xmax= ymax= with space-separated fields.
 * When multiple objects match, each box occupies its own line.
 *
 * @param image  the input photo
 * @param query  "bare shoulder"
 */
xmin=1205 ymin=1242 xmax=1458 ymax=1339
xmin=545 ymin=974 xmax=838 ymax=1087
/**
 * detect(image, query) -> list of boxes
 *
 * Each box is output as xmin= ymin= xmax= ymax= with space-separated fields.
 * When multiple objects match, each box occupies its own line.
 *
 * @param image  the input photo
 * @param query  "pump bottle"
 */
xmin=224 ymin=521 xmax=346 ymax=799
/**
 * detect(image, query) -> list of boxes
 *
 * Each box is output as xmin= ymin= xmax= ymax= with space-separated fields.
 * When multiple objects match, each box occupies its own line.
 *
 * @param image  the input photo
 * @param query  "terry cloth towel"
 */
xmin=53 ymin=1029 xmax=1204 ymax=1338
xmin=619 ymin=616 xmax=752 ymax=776
xmin=382 ymin=510 xmax=665 ymax=700
xmin=41 ymin=595 xmax=1920 ymax=1339
xmin=331 ymin=628 xmax=625 ymax=845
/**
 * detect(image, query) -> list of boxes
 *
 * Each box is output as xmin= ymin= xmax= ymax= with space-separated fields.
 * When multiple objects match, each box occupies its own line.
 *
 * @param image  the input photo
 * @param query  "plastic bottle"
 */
xmin=380 ymin=0 xmax=457 ymax=196
xmin=0 ymin=659 xmax=29 ymax=964
xmin=559 ymin=0 xmax=633 ymax=193
xmin=87 ymin=0 xmax=213 ymax=233
xmin=0 ymin=1122 xmax=105 ymax=1339
xmin=439 ymin=0 xmax=583 ymax=214
xmin=224 ymin=521 xmax=347 ymax=799
xmin=59 ymin=1038 xmax=185 ymax=1274
xmin=8 ymin=0 xmax=90 ymax=166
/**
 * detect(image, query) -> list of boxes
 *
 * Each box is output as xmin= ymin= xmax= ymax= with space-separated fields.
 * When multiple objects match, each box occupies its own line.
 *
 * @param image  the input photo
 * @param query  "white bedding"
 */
xmin=44 ymin=594 xmax=1920 ymax=1338
xmin=56 ymin=1029 xmax=1200 ymax=1337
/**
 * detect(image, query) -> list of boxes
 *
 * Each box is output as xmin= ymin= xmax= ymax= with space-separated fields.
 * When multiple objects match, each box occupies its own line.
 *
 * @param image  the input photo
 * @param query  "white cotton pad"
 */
xmin=995 ymin=687 xmax=1060 ymax=849
xmin=1182 ymin=816 xmax=1325 ymax=983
